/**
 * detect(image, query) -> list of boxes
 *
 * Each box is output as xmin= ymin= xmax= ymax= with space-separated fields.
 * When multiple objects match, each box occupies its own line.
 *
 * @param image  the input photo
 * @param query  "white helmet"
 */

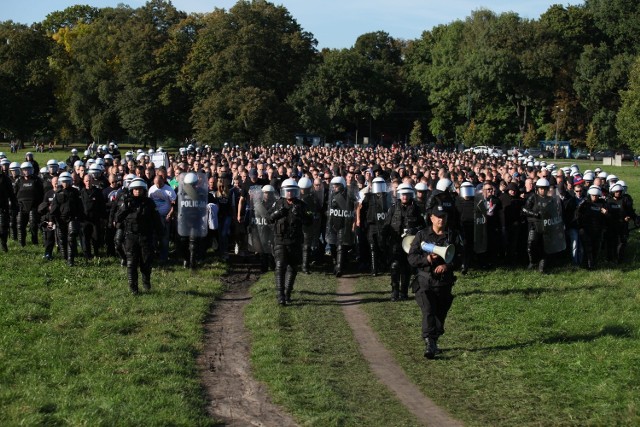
xmin=40 ymin=167 xmax=47 ymax=174
xmin=71 ymin=148 xmax=78 ymax=155
xmin=280 ymin=178 xmax=300 ymax=199
xmin=123 ymin=174 xmax=136 ymax=188
xmin=183 ymin=172 xmax=198 ymax=186
xmin=415 ymin=181 xmax=429 ymax=192
xmin=47 ymin=159 xmax=57 ymax=167
xmin=148 ymin=148 xmax=155 ymax=154
xmin=125 ymin=151 xmax=134 ymax=159
xmin=617 ymin=180 xmax=627 ymax=193
xmin=0 ymin=158 xmax=10 ymax=167
xmin=587 ymin=185 xmax=602 ymax=197
xmin=436 ymin=178 xmax=453 ymax=192
xmin=597 ymin=171 xmax=608 ymax=179
xmin=88 ymin=164 xmax=104 ymax=176
xmin=459 ymin=181 xmax=475 ymax=198
xmin=262 ymin=184 xmax=276 ymax=193
xmin=583 ymin=172 xmax=595 ymax=182
xmin=536 ymin=178 xmax=550 ymax=188
xmin=297 ymin=177 xmax=312 ymax=189
xmin=95 ymin=158 xmax=105 ymax=166
xmin=58 ymin=161 xmax=67 ymax=171
xmin=372 ymin=177 xmax=387 ymax=194
xmin=330 ymin=176 xmax=346 ymax=188
xmin=9 ymin=161 xmax=21 ymax=172
xmin=104 ymin=154 xmax=113 ymax=161
xmin=609 ymin=183 xmax=623 ymax=194
xmin=58 ymin=172 xmax=73 ymax=184
xmin=397 ymin=183 xmax=415 ymax=198
xmin=129 ymin=178 xmax=148 ymax=191
xmin=570 ymin=165 xmax=579 ymax=176
xmin=20 ymin=161 xmax=34 ymax=175
xmin=73 ymin=160 xmax=84 ymax=168
xmin=84 ymin=149 xmax=91 ymax=157
xmin=606 ymin=174 xmax=617 ymax=182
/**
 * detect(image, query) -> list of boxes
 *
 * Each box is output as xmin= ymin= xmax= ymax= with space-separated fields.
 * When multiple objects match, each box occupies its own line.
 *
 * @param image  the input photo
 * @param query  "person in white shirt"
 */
xmin=148 ymin=172 xmax=176 ymax=262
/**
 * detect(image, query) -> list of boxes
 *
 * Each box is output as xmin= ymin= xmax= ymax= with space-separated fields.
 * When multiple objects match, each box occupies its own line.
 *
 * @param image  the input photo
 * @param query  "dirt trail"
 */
xmin=198 ymin=257 xmax=298 ymax=427
xmin=336 ymin=275 xmax=463 ymax=427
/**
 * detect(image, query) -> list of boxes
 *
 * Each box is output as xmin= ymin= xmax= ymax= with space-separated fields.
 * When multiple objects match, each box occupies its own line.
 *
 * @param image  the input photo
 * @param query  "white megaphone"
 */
xmin=401 ymin=235 xmax=455 ymax=263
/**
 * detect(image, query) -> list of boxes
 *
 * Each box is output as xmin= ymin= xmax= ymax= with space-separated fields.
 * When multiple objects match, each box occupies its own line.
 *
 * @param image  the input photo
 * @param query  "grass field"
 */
xmin=1 ymin=149 xmax=639 ymax=425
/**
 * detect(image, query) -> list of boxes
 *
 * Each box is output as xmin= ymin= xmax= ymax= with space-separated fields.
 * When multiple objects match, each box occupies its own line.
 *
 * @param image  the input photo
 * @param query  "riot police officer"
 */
xmin=326 ymin=176 xmax=357 ymax=277
xmin=268 ymin=178 xmax=312 ymax=305
xmin=576 ymin=186 xmax=607 ymax=269
xmin=14 ymin=162 xmax=45 ymax=246
xmin=606 ymin=183 xmax=630 ymax=263
xmin=176 ymin=172 xmax=208 ymax=269
xmin=116 ymin=178 xmax=162 ymax=294
xmin=298 ymin=177 xmax=322 ymax=274
xmin=383 ymin=183 xmax=426 ymax=301
xmin=50 ymin=172 xmax=84 ymax=266
xmin=0 ymin=161 xmax=18 ymax=251
xmin=359 ymin=177 xmax=391 ymax=276
xmin=407 ymin=205 xmax=463 ymax=359
xmin=110 ymin=174 xmax=136 ymax=266
xmin=455 ymin=181 xmax=475 ymax=273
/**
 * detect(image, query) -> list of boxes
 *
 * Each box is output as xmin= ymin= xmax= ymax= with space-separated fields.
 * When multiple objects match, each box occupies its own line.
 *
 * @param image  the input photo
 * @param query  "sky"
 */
xmin=1 ymin=0 xmax=584 ymax=49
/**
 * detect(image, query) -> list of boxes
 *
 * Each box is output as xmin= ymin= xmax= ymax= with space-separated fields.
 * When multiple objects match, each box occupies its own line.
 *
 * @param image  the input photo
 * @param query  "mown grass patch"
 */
xmin=245 ymin=272 xmax=422 ymax=426
xmin=0 ymin=242 xmax=224 ymax=426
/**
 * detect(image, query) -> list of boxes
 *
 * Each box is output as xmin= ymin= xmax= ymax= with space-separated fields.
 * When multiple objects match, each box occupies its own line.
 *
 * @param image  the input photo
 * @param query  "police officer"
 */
xmin=39 ymin=175 xmax=58 ymax=260
xmin=116 ymin=178 xmax=162 ymax=294
xmin=576 ymin=186 xmax=607 ymax=269
xmin=407 ymin=204 xmax=462 ymax=359
xmin=268 ymin=178 xmax=312 ymax=305
xmin=50 ymin=172 xmax=84 ymax=266
xmin=384 ymin=183 xmax=426 ymax=301
xmin=110 ymin=174 xmax=136 ymax=266
xmin=359 ymin=177 xmax=391 ymax=276
xmin=298 ymin=177 xmax=321 ymax=274
xmin=522 ymin=178 xmax=553 ymax=273
xmin=0 ymin=160 xmax=18 ymax=251
xmin=15 ymin=162 xmax=45 ymax=246
xmin=606 ymin=183 xmax=630 ymax=263
xmin=455 ymin=181 xmax=475 ymax=273
xmin=80 ymin=174 xmax=107 ymax=259
xmin=42 ymin=159 xmax=60 ymax=194
xmin=66 ymin=148 xmax=80 ymax=169
xmin=327 ymin=176 xmax=356 ymax=277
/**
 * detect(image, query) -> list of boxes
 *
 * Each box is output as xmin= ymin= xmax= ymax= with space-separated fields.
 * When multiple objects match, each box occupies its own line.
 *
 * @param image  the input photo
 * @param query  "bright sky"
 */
xmin=1 ymin=1 xmax=584 ymax=49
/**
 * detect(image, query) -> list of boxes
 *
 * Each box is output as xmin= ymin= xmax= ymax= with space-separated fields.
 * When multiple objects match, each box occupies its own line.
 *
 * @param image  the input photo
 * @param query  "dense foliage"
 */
xmin=2 ymin=0 xmax=640 ymax=152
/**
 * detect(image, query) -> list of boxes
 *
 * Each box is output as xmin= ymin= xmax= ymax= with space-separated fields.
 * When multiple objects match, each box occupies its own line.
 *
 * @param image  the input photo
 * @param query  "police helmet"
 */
xmin=58 ymin=161 xmax=67 ymax=171
xmin=0 ymin=152 xmax=5 ymax=159
xmin=9 ymin=161 xmax=21 ymax=172
xmin=125 ymin=151 xmax=134 ymax=159
xmin=20 ymin=161 xmax=34 ymax=175
xmin=597 ymin=171 xmax=608 ymax=179
xmin=39 ymin=167 xmax=47 ymax=176
xmin=587 ymin=185 xmax=602 ymax=197
xmin=25 ymin=152 xmax=34 ymax=159
xmin=459 ymin=181 xmax=475 ymax=198
xmin=583 ymin=172 xmax=595 ymax=182
xmin=606 ymin=174 xmax=618 ymax=183
xmin=183 ymin=172 xmax=198 ymax=186
xmin=262 ymin=184 xmax=276 ymax=193
xmin=372 ymin=177 xmax=387 ymax=194
xmin=71 ymin=148 xmax=78 ymax=155
xmin=47 ymin=159 xmax=58 ymax=170
xmin=297 ymin=177 xmax=312 ymax=189
xmin=0 ymin=158 xmax=10 ymax=167
xmin=536 ymin=178 xmax=550 ymax=188
xmin=609 ymin=183 xmax=623 ymax=194
xmin=148 ymin=148 xmax=155 ymax=154
xmin=397 ymin=183 xmax=415 ymax=198
xmin=280 ymin=178 xmax=300 ymax=199
xmin=88 ymin=164 xmax=103 ymax=176
xmin=59 ymin=172 xmax=73 ymax=184
xmin=123 ymin=174 xmax=136 ymax=188
xmin=414 ymin=181 xmax=429 ymax=192
xmin=617 ymin=180 xmax=627 ymax=193
xmin=157 ymin=147 xmax=164 ymax=153
xmin=95 ymin=158 xmax=105 ymax=166
xmin=84 ymin=149 xmax=91 ymax=157
xmin=330 ymin=176 xmax=346 ymax=188
xmin=436 ymin=178 xmax=453 ymax=192
xmin=104 ymin=154 xmax=113 ymax=161
xmin=136 ymin=153 xmax=145 ymax=162
xmin=136 ymin=149 xmax=144 ymax=154
xmin=129 ymin=178 xmax=148 ymax=191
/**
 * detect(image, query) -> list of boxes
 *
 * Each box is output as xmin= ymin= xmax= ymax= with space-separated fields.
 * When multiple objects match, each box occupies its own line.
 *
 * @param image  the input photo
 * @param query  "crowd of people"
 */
xmin=1 ymin=141 xmax=637 ymax=357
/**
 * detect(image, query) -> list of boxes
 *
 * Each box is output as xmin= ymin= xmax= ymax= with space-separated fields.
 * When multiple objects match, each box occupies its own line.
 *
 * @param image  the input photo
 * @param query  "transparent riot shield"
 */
xmin=325 ymin=184 xmax=357 ymax=246
xmin=473 ymin=192 xmax=488 ymax=254
xmin=542 ymin=195 xmax=566 ymax=254
xmin=177 ymin=172 xmax=208 ymax=238
xmin=247 ymin=186 xmax=277 ymax=254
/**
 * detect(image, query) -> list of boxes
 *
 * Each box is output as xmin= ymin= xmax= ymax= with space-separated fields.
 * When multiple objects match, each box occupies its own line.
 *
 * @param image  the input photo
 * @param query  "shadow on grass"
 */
xmin=456 ymin=283 xmax=605 ymax=298
xmin=299 ymin=290 xmax=389 ymax=296
xmin=443 ymin=324 xmax=635 ymax=357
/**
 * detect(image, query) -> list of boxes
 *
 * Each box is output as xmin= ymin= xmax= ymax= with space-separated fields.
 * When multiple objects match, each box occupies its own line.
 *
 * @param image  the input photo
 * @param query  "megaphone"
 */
xmin=401 ymin=235 xmax=455 ymax=263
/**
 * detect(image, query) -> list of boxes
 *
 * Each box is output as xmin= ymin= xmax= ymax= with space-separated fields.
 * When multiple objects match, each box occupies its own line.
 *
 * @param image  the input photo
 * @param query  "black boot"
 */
xmin=19 ymin=229 xmax=26 ymax=247
xmin=142 ymin=272 xmax=151 ymax=291
xmin=284 ymin=267 xmax=297 ymax=304
xmin=0 ymin=235 xmax=7 ymax=252
xmin=399 ymin=272 xmax=410 ymax=300
xmin=301 ymin=245 xmax=310 ymax=274
xmin=335 ymin=246 xmax=343 ymax=277
xmin=370 ymin=245 xmax=378 ymax=276
xmin=274 ymin=261 xmax=286 ymax=305
xmin=127 ymin=266 xmax=139 ymax=295
xmin=424 ymin=337 xmax=438 ymax=359
xmin=390 ymin=283 xmax=399 ymax=302
xmin=538 ymin=258 xmax=546 ymax=274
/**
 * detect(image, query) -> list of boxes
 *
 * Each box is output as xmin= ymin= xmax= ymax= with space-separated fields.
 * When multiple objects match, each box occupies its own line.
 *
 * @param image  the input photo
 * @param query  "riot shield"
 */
xmin=301 ymin=186 xmax=322 ymax=245
xmin=325 ymin=185 xmax=357 ymax=246
xmin=177 ymin=172 xmax=208 ymax=238
xmin=247 ymin=186 xmax=277 ymax=254
xmin=364 ymin=189 xmax=392 ymax=231
xmin=473 ymin=193 xmax=488 ymax=254
xmin=542 ymin=195 xmax=566 ymax=254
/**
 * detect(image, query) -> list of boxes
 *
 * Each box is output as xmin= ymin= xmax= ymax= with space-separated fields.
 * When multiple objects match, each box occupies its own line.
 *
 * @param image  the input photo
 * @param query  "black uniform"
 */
xmin=361 ymin=191 xmax=390 ymax=276
xmin=14 ymin=175 xmax=45 ymax=246
xmin=268 ymin=197 xmax=312 ymax=305
xmin=0 ymin=173 xmax=18 ymax=251
xmin=116 ymin=193 xmax=162 ymax=294
xmin=81 ymin=184 xmax=107 ymax=259
xmin=383 ymin=199 xmax=426 ymax=300
xmin=38 ymin=187 xmax=57 ymax=259
xmin=407 ymin=223 xmax=463 ymax=358
xmin=50 ymin=185 xmax=85 ymax=265
xmin=522 ymin=192 xmax=556 ymax=272
xmin=576 ymin=196 xmax=607 ymax=269
xmin=455 ymin=195 xmax=474 ymax=272
xmin=500 ymin=191 xmax=525 ymax=266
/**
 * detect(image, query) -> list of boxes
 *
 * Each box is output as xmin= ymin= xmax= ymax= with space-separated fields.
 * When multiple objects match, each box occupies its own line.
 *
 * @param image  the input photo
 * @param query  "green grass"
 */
xmin=0 ymin=242 xmax=224 ymax=426
xmin=245 ymin=272 xmax=422 ymax=426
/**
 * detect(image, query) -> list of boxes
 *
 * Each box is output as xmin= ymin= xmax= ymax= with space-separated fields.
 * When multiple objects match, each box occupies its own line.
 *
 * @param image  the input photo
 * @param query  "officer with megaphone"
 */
xmin=407 ymin=204 xmax=463 ymax=360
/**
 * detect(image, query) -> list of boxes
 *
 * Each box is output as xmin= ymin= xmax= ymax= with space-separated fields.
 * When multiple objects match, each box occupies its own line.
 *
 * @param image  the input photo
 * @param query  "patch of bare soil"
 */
xmin=336 ymin=274 xmax=463 ymax=427
xmin=198 ymin=256 xmax=298 ymax=426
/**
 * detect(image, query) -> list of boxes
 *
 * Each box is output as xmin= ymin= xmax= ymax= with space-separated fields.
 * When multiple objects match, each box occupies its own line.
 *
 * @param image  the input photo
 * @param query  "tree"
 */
xmin=523 ymin=123 xmax=539 ymax=148
xmin=616 ymin=56 xmax=640 ymax=154
xmin=187 ymin=0 xmax=317 ymax=146
xmin=408 ymin=120 xmax=423 ymax=146
xmin=585 ymin=122 xmax=599 ymax=152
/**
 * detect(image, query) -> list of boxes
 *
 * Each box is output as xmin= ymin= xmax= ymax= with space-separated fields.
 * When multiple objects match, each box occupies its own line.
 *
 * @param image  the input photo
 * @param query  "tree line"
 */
xmin=1 ymin=0 xmax=640 ymax=154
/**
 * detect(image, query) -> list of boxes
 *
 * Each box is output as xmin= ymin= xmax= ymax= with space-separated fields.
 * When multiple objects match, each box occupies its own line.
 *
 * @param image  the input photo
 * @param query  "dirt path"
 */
xmin=198 ymin=257 xmax=298 ymax=427
xmin=336 ymin=275 xmax=463 ymax=427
